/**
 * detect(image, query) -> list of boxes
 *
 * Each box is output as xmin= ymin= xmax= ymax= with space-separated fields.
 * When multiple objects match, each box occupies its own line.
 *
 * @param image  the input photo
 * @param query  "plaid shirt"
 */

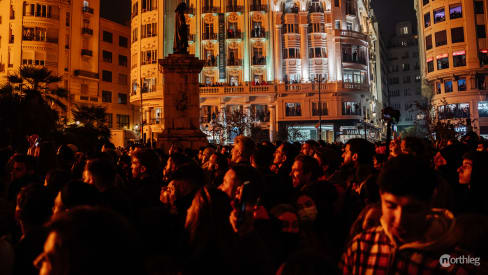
xmin=339 ymin=225 xmax=472 ymax=275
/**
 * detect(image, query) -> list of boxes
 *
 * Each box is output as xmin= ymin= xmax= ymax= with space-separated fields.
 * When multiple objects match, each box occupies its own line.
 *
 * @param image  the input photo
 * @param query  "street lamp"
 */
xmin=316 ymin=75 xmax=323 ymax=141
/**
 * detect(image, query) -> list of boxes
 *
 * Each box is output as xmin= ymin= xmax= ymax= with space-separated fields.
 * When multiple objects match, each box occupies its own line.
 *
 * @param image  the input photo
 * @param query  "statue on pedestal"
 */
xmin=174 ymin=3 xmax=188 ymax=54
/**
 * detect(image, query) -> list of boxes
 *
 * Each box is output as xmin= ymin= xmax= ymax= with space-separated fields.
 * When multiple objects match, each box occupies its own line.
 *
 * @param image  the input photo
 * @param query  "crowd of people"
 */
xmin=0 ymin=133 xmax=487 ymax=274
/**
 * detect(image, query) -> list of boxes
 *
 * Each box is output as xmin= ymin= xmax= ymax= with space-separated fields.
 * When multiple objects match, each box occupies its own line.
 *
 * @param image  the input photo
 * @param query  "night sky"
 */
xmin=101 ymin=0 xmax=417 ymax=39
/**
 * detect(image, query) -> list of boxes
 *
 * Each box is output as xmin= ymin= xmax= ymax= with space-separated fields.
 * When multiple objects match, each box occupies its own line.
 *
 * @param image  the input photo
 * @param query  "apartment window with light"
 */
xmin=118 ymin=93 xmax=127 ymax=104
xmin=445 ymin=81 xmax=453 ymax=93
xmin=436 ymin=82 xmax=441 ymax=94
xmin=437 ymin=54 xmax=449 ymax=70
xmin=402 ymin=63 xmax=410 ymax=71
xmin=285 ymin=103 xmax=302 ymax=116
xmin=424 ymin=13 xmax=431 ymax=28
xmin=433 ymin=8 xmax=445 ymax=23
xmin=435 ymin=30 xmax=447 ymax=47
xmin=453 ymin=51 xmax=466 ymax=67
xmin=449 ymin=4 xmax=462 ymax=19
xmin=458 ymin=78 xmax=466 ymax=91
xmin=425 ymin=35 xmax=432 ymax=50
xmin=335 ymin=20 xmax=341 ymax=29
xmin=103 ymin=31 xmax=113 ymax=43
xmin=102 ymin=91 xmax=112 ymax=103
xmin=102 ymin=70 xmax=112 ymax=82
xmin=451 ymin=27 xmax=464 ymax=43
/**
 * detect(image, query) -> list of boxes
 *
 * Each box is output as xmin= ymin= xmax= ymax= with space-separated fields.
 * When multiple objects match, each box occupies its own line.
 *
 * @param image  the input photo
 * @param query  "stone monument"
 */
xmin=156 ymin=2 xmax=208 ymax=152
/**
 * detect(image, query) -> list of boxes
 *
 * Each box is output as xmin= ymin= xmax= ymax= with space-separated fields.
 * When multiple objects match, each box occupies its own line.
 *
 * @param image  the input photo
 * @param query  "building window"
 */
xmin=423 ymin=0 xmax=429 ymax=6
xmin=400 ymin=26 xmax=409 ymax=35
xmin=435 ymin=30 xmax=447 ymax=47
xmin=449 ymin=4 xmax=462 ymax=19
xmin=283 ymin=48 xmax=300 ymax=59
xmin=474 ymin=1 xmax=484 ymax=14
xmin=403 ymin=76 xmax=411 ymax=83
xmin=477 ymin=25 xmax=486 ymax=38
xmin=66 ymin=12 xmax=70 ymax=26
xmin=437 ymin=54 xmax=449 ymax=70
xmin=118 ymin=55 xmax=128 ymax=67
xmin=141 ymin=23 xmax=157 ymax=38
xmin=117 ymin=114 xmax=130 ymax=128
xmin=451 ymin=27 xmax=464 ymax=43
xmin=342 ymin=102 xmax=361 ymax=115
xmin=427 ymin=58 xmax=434 ymax=73
xmin=433 ymin=8 xmax=445 ymax=23
xmin=102 ymin=91 xmax=112 ymax=103
xmin=308 ymin=47 xmax=327 ymax=58
xmin=445 ymin=81 xmax=453 ymax=93
xmin=142 ymin=78 xmax=156 ymax=92
xmin=119 ymin=36 xmax=128 ymax=47
xmin=458 ymin=78 xmax=466 ymax=91
xmin=106 ymin=113 xmax=113 ymax=128
xmin=312 ymin=102 xmax=328 ymax=116
xmin=102 ymin=31 xmax=113 ymax=43
xmin=102 ymin=70 xmax=112 ymax=82
xmin=141 ymin=0 xmax=157 ymax=12
xmin=402 ymin=63 xmax=410 ymax=71
xmin=436 ymin=82 xmax=441 ymax=94
xmin=343 ymin=70 xmax=365 ymax=83
xmin=102 ymin=50 xmax=112 ymax=63
xmin=141 ymin=50 xmax=157 ymax=64
xmin=118 ymin=93 xmax=127 ymax=104
xmin=425 ymin=35 xmax=432 ymax=50
xmin=285 ymin=103 xmax=302 ymax=116
xmin=438 ymin=103 xmax=470 ymax=119
xmin=132 ymin=28 xmax=138 ymax=43
xmin=478 ymin=101 xmax=488 ymax=117
xmin=481 ymin=50 xmax=488 ymax=65
xmin=335 ymin=20 xmax=340 ymax=29
xmin=424 ymin=12 xmax=431 ymax=28
xmin=453 ymin=50 xmax=466 ymax=67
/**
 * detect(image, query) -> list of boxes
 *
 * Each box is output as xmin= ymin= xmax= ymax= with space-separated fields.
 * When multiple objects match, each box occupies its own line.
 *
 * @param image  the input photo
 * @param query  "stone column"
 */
xmin=244 ymin=104 xmax=251 ymax=136
xmin=268 ymin=104 xmax=277 ymax=142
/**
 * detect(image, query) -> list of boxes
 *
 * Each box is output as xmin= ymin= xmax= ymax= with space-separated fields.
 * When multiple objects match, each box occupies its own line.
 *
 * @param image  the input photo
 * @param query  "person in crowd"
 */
xmin=52 ymin=180 xmax=100 ymax=215
xmin=455 ymin=151 xmax=488 ymax=214
xmin=14 ymin=183 xmax=52 ymax=275
xmin=313 ymin=147 xmax=342 ymax=181
xmin=231 ymin=136 xmax=255 ymax=166
xmin=43 ymin=169 xmax=71 ymax=201
xmin=130 ymin=149 xmax=162 ymax=208
xmin=300 ymin=140 xmax=319 ymax=157
xmin=7 ymin=154 xmax=38 ymax=202
xmin=206 ymin=152 xmax=229 ymax=187
xmin=340 ymin=155 xmax=476 ymax=274
xmin=33 ymin=207 xmax=143 ymax=275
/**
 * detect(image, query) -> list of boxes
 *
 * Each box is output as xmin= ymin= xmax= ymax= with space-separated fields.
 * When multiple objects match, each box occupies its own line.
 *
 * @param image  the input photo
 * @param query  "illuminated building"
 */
xmin=415 ymin=0 xmax=488 ymax=137
xmin=130 ymin=0 xmax=384 ymax=143
xmin=0 ymin=0 xmax=134 ymax=132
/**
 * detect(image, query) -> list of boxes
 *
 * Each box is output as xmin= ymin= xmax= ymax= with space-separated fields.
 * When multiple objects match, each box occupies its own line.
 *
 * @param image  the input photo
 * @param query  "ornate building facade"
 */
xmin=415 ymin=0 xmax=488 ymax=137
xmin=0 ymin=0 xmax=134 ymax=132
xmin=130 ymin=0 xmax=384 ymax=143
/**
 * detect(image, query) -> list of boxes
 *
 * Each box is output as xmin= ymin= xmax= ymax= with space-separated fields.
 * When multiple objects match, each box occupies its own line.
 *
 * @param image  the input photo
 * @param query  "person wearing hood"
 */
xmin=340 ymin=155 xmax=477 ymax=274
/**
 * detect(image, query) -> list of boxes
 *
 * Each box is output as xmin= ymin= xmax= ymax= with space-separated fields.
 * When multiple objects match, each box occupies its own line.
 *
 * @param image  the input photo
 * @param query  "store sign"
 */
xmin=436 ymin=53 xmax=448 ymax=59
xmin=481 ymin=49 xmax=488 ymax=54
xmin=218 ymin=13 xmax=226 ymax=80
xmin=426 ymin=57 xmax=433 ymax=62
xmin=343 ymin=129 xmax=364 ymax=135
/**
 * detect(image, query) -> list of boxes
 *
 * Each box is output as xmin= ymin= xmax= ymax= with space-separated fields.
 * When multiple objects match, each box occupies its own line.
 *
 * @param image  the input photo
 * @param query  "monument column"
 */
xmin=268 ymin=104 xmax=276 ymax=142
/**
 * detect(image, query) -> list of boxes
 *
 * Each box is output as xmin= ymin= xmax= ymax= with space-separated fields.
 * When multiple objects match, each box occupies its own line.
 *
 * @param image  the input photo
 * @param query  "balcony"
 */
xmin=252 ymin=57 xmax=266 ymax=65
xmin=226 ymin=30 xmax=242 ymax=39
xmin=227 ymin=59 xmax=242 ymax=66
xmin=226 ymin=5 xmax=243 ymax=12
xmin=74 ymin=70 xmax=99 ymax=79
xmin=202 ymin=32 xmax=217 ymax=40
xmin=336 ymin=30 xmax=367 ymax=40
xmin=23 ymin=35 xmax=58 ymax=44
xmin=202 ymin=6 xmax=219 ymax=13
xmin=82 ymin=27 xmax=93 ymax=35
xmin=82 ymin=6 xmax=94 ymax=14
xmin=250 ymin=5 xmax=267 ymax=12
xmin=204 ymin=57 xmax=217 ymax=67
xmin=342 ymin=54 xmax=367 ymax=65
xmin=24 ymin=12 xmax=59 ymax=20
xmin=308 ymin=5 xmax=324 ymax=13
xmin=81 ymin=49 xmax=93 ymax=57
xmin=250 ymin=29 xmax=266 ymax=38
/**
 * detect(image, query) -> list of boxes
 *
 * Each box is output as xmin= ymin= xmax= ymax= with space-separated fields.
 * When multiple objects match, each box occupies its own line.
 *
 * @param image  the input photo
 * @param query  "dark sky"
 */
xmin=101 ymin=0 xmax=417 ymax=38
xmin=374 ymin=0 xmax=417 ymax=40
xmin=101 ymin=0 xmax=131 ymax=25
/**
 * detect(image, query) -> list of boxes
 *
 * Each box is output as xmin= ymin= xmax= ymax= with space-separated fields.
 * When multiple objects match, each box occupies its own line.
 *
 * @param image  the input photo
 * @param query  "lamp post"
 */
xmin=317 ymin=75 xmax=322 ymax=141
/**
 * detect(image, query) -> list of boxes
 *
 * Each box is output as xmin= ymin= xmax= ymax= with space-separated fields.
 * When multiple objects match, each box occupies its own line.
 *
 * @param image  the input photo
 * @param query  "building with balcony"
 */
xmin=0 ymin=0 xmax=134 ymax=134
xmin=415 ymin=0 xmax=488 ymax=138
xmin=130 ymin=0 xmax=384 ymax=143
xmin=386 ymin=22 xmax=425 ymax=132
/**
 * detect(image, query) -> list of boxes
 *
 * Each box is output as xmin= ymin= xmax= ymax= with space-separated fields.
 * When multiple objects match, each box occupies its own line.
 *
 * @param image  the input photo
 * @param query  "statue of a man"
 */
xmin=174 ymin=2 xmax=189 ymax=54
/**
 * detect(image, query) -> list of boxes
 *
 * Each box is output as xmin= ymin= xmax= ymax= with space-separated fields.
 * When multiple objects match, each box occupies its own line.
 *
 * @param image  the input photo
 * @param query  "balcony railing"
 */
xmin=82 ymin=27 xmax=93 ymax=35
xmin=82 ymin=6 xmax=94 ymax=14
xmin=226 ymin=5 xmax=243 ymax=12
xmin=252 ymin=57 xmax=266 ymax=65
xmin=204 ymin=58 xmax=217 ymax=67
xmin=74 ymin=70 xmax=99 ymax=79
xmin=250 ymin=29 xmax=266 ymax=38
xmin=343 ymin=82 xmax=368 ymax=90
xmin=342 ymin=54 xmax=367 ymax=65
xmin=202 ymin=6 xmax=220 ymax=13
xmin=24 ymin=12 xmax=59 ymax=20
xmin=336 ymin=30 xmax=367 ymax=40
xmin=202 ymin=32 xmax=217 ymax=40
xmin=227 ymin=59 xmax=242 ymax=66
xmin=23 ymin=35 xmax=58 ymax=44
xmin=250 ymin=5 xmax=267 ymax=12
xmin=81 ymin=49 xmax=93 ymax=56
xmin=226 ymin=30 xmax=242 ymax=39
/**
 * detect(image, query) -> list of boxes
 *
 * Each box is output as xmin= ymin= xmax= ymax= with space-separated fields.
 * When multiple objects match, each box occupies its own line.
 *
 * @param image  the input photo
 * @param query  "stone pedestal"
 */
xmin=156 ymin=53 xmax=208 ymax=152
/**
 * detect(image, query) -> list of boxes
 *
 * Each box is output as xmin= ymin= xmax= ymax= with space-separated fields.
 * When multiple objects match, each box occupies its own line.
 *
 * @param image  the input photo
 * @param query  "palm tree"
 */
xmin=7 ymin=65 xmax=68 ymax=112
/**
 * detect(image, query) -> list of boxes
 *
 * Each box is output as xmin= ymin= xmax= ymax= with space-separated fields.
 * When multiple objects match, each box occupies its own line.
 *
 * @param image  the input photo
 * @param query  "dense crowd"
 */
xmin=0 ymin=133 xmax=487 ymax=275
